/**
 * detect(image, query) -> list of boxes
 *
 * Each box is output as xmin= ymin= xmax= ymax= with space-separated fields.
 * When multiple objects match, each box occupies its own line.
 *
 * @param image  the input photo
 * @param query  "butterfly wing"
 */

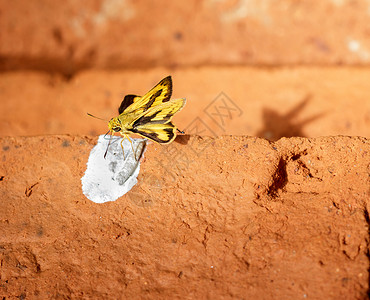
xmin=118 ymin=94 xmax=142 ymax=114
xmin=118 ymin=76 xmax=172 ymax=115
xmin=129 ymin=97 xmax=186 ymax=143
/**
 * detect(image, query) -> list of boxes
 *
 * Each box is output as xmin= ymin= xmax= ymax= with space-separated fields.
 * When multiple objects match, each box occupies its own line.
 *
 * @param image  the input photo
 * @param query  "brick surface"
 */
xmin=0 ymin=67 xmax=369 ymax=139
xmin=0 ymin=135 xmax=369 ymax=298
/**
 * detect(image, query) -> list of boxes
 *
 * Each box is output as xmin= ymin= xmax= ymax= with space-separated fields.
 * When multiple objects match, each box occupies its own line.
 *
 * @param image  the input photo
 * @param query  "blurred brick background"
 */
xmin=3 ymin=0 xmax=370 ymax=72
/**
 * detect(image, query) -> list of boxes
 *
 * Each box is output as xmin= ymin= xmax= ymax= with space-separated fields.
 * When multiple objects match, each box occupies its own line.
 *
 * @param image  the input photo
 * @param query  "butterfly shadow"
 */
xmin=256 ymin=95 xmax=326 ymax=141
xmin=175 ymin=134 xmax=190 ymax=145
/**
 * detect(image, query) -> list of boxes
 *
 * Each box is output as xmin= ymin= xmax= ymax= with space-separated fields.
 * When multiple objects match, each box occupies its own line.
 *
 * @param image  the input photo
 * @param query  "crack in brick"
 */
xmin=24 ymin=182 xmax=39 ymax=197
xmin=267 ymin=157 xmax=287 ymax=198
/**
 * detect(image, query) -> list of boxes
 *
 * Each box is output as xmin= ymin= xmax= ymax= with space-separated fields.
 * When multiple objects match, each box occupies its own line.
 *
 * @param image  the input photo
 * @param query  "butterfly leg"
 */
xmin=120 ymin=135 xmax=126 ymax=159
xmin=177 ymin=128 xmax=185 ymax=134
xmin=125 ymin=134 xmax=137 ymax=161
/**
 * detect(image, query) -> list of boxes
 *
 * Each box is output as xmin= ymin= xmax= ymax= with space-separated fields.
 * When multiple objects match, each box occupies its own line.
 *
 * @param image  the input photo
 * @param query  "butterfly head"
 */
xmin=108 ymin=117 xmax=122 ymax=133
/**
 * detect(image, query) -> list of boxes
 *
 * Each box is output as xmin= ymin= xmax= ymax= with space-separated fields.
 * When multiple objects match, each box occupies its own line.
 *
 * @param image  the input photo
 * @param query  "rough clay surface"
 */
xmin=0 ymin=135 xmax=369 ymax=299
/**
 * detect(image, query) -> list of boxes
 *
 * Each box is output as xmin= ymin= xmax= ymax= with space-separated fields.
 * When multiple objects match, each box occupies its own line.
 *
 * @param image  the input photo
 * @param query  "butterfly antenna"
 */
xmin=104 ymin=132 xmax=113 ymax=159
xmin=87 ymin=113 xmax=109 ymax=121
xmin=177 ymin=128 xmax=185 ymax=134
xmin=103 ymin=130 xmax=111 ymax=139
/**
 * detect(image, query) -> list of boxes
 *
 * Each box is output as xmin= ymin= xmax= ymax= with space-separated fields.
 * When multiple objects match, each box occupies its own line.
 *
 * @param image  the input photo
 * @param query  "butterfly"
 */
xmin=88 ymin=76 xmax=186 ymax=159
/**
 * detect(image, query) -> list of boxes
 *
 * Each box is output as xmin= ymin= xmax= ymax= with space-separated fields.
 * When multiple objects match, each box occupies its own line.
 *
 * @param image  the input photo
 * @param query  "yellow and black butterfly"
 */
xmin=88 ymin=76 xmax=186 ymax=159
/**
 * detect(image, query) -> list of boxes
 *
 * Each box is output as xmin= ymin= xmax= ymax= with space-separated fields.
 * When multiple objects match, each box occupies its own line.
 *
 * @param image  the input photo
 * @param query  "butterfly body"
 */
xmin=90 ymin=76 xmax=186 ymax=159
xmin=109 ymin=76 xmax=186 ymax=144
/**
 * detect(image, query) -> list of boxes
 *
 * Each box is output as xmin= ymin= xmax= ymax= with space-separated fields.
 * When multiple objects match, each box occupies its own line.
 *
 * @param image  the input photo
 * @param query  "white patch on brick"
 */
xmin=70 ymin=0 xmax=135 ymax=37
xmin=81 ymin=135 xmax=146 ymax=204
xmin=347 ymin=39 xmax=370 ymax=61
xmin=210 ymin=0 xmax=271 ymax=24
xmin=348 ymin=40 xmax=360 ymax=52
xmin=330 ymin=0 xmax=347 ymax=6
xmin=94 ymin=0 xmax=135 ymax=26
